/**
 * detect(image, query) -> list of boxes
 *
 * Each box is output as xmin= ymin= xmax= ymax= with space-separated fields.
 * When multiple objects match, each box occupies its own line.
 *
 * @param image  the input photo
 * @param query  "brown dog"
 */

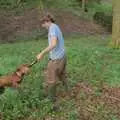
xmin=0 ymin=64 xmax=30 ymax=93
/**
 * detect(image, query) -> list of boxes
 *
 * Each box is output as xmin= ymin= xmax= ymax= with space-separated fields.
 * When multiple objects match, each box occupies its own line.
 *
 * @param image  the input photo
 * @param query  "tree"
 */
xmin=81 ymin=0 xmax=88 ymax=12
xmin=82 ymin=0 xmax=85 ymax=10
xmin=111 ymin=0 xmax=120 ymax=48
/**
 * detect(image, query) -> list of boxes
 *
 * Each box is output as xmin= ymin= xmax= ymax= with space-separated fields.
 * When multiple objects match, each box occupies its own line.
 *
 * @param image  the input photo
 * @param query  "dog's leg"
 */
xmin=0 ymin=87 xmax=5 ymax=95
xmin=12 ymin=82 xmax=19 ymax=88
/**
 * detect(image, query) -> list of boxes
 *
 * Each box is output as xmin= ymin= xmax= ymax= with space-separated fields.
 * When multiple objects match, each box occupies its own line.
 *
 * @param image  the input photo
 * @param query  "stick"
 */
xmin=29 ymin=60 xmax=38 ymax=67
xmin=105 ymin=95 xmax=120 ymax=102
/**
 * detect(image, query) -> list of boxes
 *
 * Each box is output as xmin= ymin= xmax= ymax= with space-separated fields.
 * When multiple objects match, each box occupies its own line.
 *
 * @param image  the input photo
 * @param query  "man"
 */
xmin=36 ymin=14 xmax=68 ymax=102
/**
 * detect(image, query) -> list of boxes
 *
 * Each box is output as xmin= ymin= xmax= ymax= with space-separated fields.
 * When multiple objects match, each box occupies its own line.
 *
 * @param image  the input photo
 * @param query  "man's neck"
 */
xmin=48 ymin=22 xmax=53 ymax=29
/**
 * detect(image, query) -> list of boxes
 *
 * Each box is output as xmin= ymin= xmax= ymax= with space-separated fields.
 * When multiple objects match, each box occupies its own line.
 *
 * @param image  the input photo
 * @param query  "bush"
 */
xmin=93 ymin=12 xmax=112 ymax=32
xmin=0 ymin=0 xmax=17 ymax=9
xmin=0 ymin=0 xmax=39 ymax=9
xmin=0 ymin=0 xmax=80 ymax=10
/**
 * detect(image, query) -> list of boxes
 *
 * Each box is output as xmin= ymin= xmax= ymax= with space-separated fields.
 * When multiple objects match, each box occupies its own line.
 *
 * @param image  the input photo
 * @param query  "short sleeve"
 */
xmin=49 ymin=26 xmax=57 ymax=37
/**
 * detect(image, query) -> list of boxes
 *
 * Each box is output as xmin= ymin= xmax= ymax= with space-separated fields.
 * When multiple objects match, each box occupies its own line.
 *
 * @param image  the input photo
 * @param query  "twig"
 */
xmin=84 ymin=107 xmax=98 ymax=113
xmin=105 ymin=95 xmax=120 ymax=102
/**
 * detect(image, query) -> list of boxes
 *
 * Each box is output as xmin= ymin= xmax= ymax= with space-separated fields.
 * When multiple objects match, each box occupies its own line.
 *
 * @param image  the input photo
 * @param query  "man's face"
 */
xmin=41 ymin=22 xmax=49 ymax=29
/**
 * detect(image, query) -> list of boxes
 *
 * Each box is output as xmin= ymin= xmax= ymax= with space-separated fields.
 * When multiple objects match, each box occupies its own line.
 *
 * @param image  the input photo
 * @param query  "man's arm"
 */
xmin=36 ymin=36 xmax=57 ymax=61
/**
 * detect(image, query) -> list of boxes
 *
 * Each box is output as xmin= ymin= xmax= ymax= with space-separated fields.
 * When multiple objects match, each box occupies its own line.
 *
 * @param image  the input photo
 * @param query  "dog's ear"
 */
xmin=23 ymin=64 xmax=29 ymax=67
xmin=16 ymin=68 xmax=21 ymax=72
xmin=16 ymin=64 xmax=29 ymax=73
xmin=16 ymin=65 xmax=24 ymax=72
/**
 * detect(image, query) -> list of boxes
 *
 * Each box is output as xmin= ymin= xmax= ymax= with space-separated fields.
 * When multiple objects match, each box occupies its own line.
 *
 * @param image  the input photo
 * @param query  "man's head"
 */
xmin=40 ymin=14 xmax=55 ymax=29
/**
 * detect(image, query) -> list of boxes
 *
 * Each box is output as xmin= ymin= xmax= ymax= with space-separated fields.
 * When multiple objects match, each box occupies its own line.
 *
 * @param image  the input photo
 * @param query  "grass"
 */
xmin=0 ymin=35 xmax=120 ymax=120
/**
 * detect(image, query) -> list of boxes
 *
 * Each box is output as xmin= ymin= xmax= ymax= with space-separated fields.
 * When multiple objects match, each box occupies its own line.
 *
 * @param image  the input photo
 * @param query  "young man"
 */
xmin=36 ymin=14 xmax=68 ymax=102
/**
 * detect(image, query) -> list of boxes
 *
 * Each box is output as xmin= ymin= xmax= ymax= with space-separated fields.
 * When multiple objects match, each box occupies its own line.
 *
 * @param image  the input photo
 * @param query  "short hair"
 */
xmin=40 ymin=14 xmax=55 ymax=24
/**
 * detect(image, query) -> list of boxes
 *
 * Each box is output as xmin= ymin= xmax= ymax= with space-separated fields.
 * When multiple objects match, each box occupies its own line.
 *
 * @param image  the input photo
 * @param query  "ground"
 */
xmin=0 ymin=36 xmax=120 ymax=120
xmin=0 ymin=8 xmax=106 ymax=43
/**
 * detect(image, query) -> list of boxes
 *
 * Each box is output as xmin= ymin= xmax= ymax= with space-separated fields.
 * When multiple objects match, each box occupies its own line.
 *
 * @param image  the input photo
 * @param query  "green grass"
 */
xmin=0 ymin=35 xmax=120 ymax=120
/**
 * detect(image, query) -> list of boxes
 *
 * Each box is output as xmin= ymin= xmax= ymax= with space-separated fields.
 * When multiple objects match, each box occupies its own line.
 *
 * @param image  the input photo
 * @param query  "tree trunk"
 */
xmin=82 ymin=0 xmax=85 ymax=11
xmin=111 ymin=0 xmax=120 ymax=48
xmin=37 ymin=0 xmax=44 ymax=16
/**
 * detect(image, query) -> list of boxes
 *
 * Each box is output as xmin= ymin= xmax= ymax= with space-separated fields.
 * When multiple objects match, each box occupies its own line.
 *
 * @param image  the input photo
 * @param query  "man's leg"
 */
xmin=44 ymin=60 xmax=57 ymax=102
xmin=47 ymin=84 xmax=57 ymax=102
xmin=60 ymin=71 xmax=68 ymax=92
xmin=59 ymin=57 xmax=68 ymax=92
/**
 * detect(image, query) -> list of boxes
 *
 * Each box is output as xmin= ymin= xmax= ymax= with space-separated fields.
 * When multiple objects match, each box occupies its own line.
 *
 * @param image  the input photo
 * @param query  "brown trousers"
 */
xmin=44 ymin=56 xmax=67 ymax=88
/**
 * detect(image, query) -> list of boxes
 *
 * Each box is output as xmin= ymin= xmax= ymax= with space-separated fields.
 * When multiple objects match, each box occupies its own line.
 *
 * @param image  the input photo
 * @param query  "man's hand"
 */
xmin=36 ymin=52 xmax=44 ymax=61
xmin=36 ymin=36 xmax=57 ymax=61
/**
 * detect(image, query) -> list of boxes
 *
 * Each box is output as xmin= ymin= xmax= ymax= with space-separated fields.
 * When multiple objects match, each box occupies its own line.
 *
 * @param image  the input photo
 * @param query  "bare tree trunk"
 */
xmin=111 ymin=0 xmax=120 ymax=48
xmin=82 ymin=0 xmax=85 ymax=11
xmin=37 ymin=0 xmax=44 ymax=16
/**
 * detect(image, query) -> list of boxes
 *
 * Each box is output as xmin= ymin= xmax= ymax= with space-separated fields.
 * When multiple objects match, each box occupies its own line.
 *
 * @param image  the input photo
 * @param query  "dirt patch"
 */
xmin=0 ymin=8 xmax=106 ymax=43
xmin=41 ymin=81 xmax=120 ymax=120
xmin=52 ymin=10 xmax=106 ymax=35
xmin=56 ymin=82 xmax=120 ymax=120
xmin=0 ymin=8 xmax=40 ymax=43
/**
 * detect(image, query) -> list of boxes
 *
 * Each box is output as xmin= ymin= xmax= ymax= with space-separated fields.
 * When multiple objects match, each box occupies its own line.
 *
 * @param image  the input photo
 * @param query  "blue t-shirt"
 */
xmin=48 ymin=23 xmax=65 ymax=60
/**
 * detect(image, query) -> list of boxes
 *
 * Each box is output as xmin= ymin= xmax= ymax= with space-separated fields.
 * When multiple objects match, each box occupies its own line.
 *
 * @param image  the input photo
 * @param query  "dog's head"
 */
xmin=16 ymin=64 xmax=30 ymax=77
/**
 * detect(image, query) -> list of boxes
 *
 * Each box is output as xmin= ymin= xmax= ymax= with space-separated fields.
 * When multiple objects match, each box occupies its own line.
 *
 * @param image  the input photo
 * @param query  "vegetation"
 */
xmin=93 ymin=11 xmax=112 ymax=32
xmin=0 ymin=36 xmax=120 ymax=120
xmin=0 ymin=0 xmax=120 ymax=120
